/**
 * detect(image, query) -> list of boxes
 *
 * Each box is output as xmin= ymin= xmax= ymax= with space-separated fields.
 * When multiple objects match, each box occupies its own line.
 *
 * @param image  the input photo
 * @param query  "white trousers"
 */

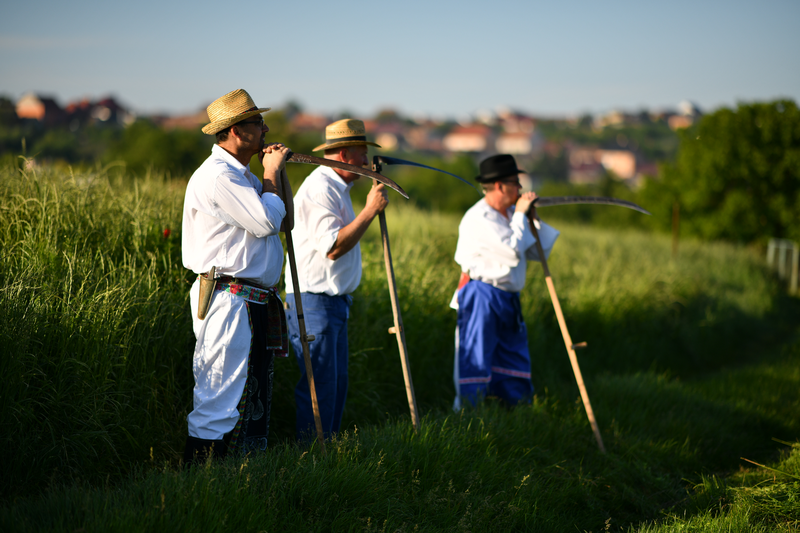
xmin=187 ymin=279 xmax=252 ymax=440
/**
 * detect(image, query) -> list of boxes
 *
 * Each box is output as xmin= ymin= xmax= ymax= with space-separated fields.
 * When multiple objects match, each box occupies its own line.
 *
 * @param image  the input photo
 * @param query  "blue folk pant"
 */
xmin=285 ymin=292 xmax=351 ymax=440
xmin=454 ymin=280 xmax=533 ymax=409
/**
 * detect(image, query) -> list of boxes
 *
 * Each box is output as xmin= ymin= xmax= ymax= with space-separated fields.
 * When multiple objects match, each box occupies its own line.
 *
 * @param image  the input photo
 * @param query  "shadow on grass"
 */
xmin=260 ymin=288 xmax=800 ymax=529
xmin=276 ymin=280 xmax=800 ymax=439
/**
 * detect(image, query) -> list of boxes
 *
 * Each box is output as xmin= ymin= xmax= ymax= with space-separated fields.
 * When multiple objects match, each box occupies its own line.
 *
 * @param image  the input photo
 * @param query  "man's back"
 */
xmin=285 ymin=165 xmax=361 ymax=296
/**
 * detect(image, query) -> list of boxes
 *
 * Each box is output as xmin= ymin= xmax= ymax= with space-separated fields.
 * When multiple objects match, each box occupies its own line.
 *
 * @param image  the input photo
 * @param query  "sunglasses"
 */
xmin=238 ymin=118 xmax=265 ymax=128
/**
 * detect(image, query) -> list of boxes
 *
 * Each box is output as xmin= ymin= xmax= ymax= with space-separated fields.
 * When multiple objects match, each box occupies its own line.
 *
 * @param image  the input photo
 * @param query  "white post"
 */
xmin=778 ymin=242 xmax=788 ymax=280
xmin=767 ymin=239 xmax=777 ymax=268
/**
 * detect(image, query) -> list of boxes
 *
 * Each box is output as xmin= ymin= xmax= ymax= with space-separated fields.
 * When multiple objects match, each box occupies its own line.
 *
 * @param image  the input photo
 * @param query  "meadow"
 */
xmin=1 ymin=162 xmax=798 ymax=532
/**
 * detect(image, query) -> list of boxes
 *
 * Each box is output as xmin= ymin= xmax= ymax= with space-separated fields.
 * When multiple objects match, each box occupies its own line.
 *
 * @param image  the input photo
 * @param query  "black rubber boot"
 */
xmin=183 ymin=436 xmax=228 ymax=467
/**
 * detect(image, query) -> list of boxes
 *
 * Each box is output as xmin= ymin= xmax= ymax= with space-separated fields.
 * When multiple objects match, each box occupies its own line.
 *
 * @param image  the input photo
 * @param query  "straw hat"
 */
xmin=312 ymin=119 xmax=381 ymax=152
xmin=201 ymin=89 xmax=271 ymax=135
xmin=475 ymin=154 xmax=527 ymax=183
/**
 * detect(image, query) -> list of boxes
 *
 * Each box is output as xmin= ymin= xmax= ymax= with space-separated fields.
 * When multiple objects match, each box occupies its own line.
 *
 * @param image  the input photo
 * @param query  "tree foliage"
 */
xmin=538 ymin=173 xmax=652 ymax=231
xmin=536 ymin=114 xmax=679 ymax=162
xmin=103 ymin=119 xmax=212 ymax=177
xmin=368 ymin=152 xmax=480 ymax=213
xmin=643 ymin=100 xmax=800 ymax=244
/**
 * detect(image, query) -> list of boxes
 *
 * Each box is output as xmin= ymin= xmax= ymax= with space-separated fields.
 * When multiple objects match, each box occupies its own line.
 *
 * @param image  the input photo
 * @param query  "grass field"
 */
xmin=1 ymin=163 xmax=798 ymax=531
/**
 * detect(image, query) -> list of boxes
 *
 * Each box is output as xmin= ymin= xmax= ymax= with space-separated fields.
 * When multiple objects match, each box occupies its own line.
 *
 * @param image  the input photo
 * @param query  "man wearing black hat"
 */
xmin=451 ymin=154 xmax=559 ymax=409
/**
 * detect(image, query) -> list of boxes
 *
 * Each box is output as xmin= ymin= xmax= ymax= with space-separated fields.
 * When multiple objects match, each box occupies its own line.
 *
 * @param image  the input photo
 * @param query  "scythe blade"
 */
xmin=286 ymin=152 xmax=409 ymax=199
xmin=373 ymin=155 xmax=480 ymax=193
xmin=534 ymin=195 xmax=651 ymax=215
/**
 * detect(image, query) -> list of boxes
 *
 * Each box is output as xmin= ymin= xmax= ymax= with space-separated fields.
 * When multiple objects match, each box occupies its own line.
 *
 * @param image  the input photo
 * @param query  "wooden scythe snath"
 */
xmin=371 ymin=157 xmax=421 ymax=432
xmin=528 ymin=211 xmax=606 ymax=454
xmin=377 ymin=208 xmax=421 ymax=431
xmin=279 ymin=168 xmax=326 ymax=453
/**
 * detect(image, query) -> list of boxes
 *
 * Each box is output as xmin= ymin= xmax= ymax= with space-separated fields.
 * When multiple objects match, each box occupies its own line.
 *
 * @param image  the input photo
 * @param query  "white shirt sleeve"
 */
xmin=212 ymin=170 xmax=285 ymax=238
xmin=507 ymin=209 xmax=537 ymax=261
xmin=524 ymin=217 xmax=559 ymax=261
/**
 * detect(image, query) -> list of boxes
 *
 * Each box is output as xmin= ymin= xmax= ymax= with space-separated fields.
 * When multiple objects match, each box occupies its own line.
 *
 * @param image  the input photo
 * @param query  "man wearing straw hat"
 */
xmin=182 ymin=88 xmax=292 ymax=464
xmin=284 ymin=118 xmax=388 ymax=440
xmin=451 ymin=154 xmax=559 ymax=410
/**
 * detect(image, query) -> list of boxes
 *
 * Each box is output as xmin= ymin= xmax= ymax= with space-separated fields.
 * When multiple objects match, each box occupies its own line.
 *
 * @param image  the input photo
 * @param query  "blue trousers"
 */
xmin=285 ymin=292 xmax=351 ymax=440
xmin=454 ymin=280 xmax=533 ymax=409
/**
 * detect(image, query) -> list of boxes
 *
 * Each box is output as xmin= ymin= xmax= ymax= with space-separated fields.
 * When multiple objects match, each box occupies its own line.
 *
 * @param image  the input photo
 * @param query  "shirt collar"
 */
xmin=212 ymin=144 xmax=251 ymax=174
xmin=479 ymin=197 xmax=514 ymax=220
xmin=318 ymin=164 xmax=351 ymax=192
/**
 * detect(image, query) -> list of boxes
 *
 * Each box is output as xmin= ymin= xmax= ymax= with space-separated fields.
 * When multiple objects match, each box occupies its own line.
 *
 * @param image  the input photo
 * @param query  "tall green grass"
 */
xmin=0 ymin=162 xmax=194 ymax=497
xmin=1 ymin=163 xmax=798 ymax=531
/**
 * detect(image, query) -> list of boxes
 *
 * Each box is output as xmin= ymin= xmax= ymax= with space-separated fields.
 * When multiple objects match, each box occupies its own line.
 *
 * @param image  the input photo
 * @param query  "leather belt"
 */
xmin=215 ymin=276 xmax=269 ymax=290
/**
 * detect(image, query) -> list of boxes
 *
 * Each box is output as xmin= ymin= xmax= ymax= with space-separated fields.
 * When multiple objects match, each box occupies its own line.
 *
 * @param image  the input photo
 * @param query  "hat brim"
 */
xmin=201 ymin=107 xmax=271 ymax=135
xmin=312 ymin=140 xmax=381 ymax=152
xmin=475 ymin=168 xmax=526 ymax=183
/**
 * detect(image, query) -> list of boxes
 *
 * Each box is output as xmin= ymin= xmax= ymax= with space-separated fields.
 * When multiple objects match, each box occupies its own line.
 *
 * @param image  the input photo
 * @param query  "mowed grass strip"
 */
xmin=1 ymin=164 xmax=798 ymax=531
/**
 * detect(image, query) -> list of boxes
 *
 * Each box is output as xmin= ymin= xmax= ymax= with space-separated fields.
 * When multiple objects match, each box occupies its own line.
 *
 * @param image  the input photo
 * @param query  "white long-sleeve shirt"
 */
xmin=285 ymin=165 xmax=361 ymax=296
xmin=182 ymin=144 xmax=286 ymax=288
xmin=454 ymin=198 xmax=559 ymax=293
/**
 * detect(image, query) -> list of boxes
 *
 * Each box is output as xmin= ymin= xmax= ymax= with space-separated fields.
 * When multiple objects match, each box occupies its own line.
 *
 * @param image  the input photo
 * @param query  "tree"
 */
xmin=104 ymin=120 xmax=212 ymax=177
xmin=0 ymin=96 xmax=18 ymax=127
xmin=642 ymin=100 xmax=800 ymax=244
xmin=529 ymin=150 xmax=568 ymax=182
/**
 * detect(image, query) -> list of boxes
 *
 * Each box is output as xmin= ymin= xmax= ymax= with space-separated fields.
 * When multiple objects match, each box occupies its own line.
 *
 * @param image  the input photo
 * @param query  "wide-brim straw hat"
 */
xmin=312 ymin=118 xmax=381 ymax=152
xmin=475 ymin=154 xmax=527 ymax=183
xmin=201 ymin=89 xmax=271 ymax=135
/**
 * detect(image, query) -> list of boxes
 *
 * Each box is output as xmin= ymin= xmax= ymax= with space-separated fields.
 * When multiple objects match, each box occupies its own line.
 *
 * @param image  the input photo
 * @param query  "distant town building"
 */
xmin=678 ymin=100 xmax=702 ymax=117
xmin=404 ymin=125 xmax=444 ymax=152
xmin=92 ymin=97 xmax=135 ymax=125
xmin=597 ymin=149 xmax=636 ymax=180
xmin=592 ymin=109 xmax=651 ymax=130
xmin=443 ymin=124 xmax=494 ymax=153
xmin=373 ymin=133 xmax=396 ymax=150
xmin=17 ymin=94 xmax=133 ymax=130
xmin=289 ymin=112 xmax=330 ymax=133
xmin=569 ymin=147 xmax=605 ymax=184
xmin=568 ymin=147 xmax=637 ymax=183
xmin=667 ymin=100 xmax=703 ymax=130
xmin=667 ymin=115 xmax=693 ymax=130
xmin=497 ymin=109 xmax=536 ymax=134
xmin=63 ymin=96 xmax=133 ymax=129
xmin=593 ymin=110 xmax=627 ymax=129
xmin=496 ymin=131 xmax=543 ymax=156
xmin=157 ymin=108 xmax=208 ymax=130
xmin=16 ymin=93 xmax=65 ymax=126
xmin=64 ymin=98 xmax=93 ymax=128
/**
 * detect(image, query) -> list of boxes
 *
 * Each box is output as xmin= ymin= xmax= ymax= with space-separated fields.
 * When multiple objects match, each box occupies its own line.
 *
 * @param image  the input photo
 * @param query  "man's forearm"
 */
xmin=262 ymin=168 xmax=280 ymax=195
xmin=326 ymin=208 xmax=377 ymax=260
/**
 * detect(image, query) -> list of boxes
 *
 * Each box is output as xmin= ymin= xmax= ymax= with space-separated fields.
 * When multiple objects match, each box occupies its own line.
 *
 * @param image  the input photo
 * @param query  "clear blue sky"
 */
xmin=2 ymin=0 xmax=798 ymax=119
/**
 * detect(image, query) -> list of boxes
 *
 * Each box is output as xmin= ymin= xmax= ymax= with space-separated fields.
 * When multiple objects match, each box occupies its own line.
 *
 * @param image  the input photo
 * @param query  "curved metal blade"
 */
xmin=534 ymin=196 xmax=651 ymax=215
xmin=287 ymin=152 xmax=409 ymax=199
xmin=376 ymin=155 xmax=480 ymax=193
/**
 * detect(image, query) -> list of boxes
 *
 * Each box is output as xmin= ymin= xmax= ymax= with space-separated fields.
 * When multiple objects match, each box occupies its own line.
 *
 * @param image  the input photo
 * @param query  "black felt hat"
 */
xmin=475 ymin=154 xmax=526 ymax=183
